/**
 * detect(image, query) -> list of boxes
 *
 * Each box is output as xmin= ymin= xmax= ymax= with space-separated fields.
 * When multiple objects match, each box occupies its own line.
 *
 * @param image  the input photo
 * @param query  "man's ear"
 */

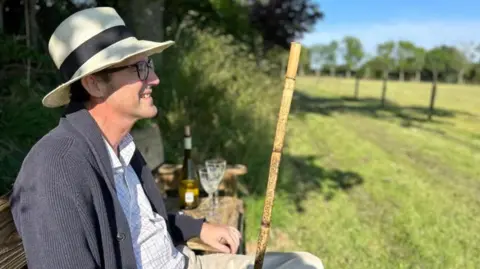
xmin=81 ymin=75 xmax=108 ymax=98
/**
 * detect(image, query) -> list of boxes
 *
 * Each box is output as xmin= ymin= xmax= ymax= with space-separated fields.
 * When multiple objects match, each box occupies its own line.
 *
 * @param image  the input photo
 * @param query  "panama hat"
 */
xmin=42 ymin=7 xmax=174 ymax=108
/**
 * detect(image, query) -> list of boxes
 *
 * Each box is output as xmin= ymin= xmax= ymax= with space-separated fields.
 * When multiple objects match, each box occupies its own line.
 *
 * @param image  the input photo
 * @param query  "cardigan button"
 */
xmin=117 ymin=232 xmax=125 ymax=241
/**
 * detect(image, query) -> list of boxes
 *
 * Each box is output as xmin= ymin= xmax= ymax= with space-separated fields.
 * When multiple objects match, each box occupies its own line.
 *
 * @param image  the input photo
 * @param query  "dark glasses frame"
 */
xmin=99 ymin=58 xmax=154 ymax=81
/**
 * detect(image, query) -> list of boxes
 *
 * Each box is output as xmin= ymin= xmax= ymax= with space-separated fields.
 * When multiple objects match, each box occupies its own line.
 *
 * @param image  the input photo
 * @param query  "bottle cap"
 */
xmin=184 ymin=125 xmax=191 ymax=136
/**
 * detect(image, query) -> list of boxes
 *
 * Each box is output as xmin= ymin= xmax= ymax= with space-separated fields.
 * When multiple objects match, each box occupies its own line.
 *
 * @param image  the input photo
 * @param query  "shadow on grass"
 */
xmin=291 ymin=91 xmax=474 ymax=127
xmin=275 ymin=154 xmax=364 ymax=212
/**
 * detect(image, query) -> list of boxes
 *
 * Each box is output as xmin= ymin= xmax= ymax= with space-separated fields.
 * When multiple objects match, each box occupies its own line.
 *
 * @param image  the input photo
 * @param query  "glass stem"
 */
xmin=214 ymin=190 xmax=218 ymax=205
xmin=209 ymin=193 xmax=214 ymax=217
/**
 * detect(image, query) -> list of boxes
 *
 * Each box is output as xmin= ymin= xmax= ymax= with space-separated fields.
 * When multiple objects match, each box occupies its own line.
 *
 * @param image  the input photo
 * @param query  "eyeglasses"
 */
xmin=100 ymin=58 xmax=155 ymax=81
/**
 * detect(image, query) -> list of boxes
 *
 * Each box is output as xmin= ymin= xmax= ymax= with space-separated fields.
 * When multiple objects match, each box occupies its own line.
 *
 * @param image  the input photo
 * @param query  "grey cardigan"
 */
xmin=9 ymin=102 xmax=204 ymax=269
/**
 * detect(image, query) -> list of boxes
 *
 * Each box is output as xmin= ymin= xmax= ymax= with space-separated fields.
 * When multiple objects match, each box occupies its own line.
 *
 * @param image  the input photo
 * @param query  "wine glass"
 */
xmin=197 ymin=165 xmax=218 ymax=217
xmin=205 ymin=158 xmax=226 ymax=209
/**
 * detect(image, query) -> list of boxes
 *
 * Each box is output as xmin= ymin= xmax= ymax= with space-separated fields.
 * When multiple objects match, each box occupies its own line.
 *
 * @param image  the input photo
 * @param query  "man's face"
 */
xmin=95 ymin=54 xmax=160 ymax=121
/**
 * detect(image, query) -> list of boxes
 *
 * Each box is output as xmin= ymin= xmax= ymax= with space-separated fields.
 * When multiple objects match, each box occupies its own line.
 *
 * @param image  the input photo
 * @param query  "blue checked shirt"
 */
xmin=103 ymin=134 xmax=185 ymax=269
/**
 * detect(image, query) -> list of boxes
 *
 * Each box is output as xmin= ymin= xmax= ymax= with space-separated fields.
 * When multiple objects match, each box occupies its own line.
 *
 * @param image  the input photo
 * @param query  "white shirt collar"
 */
xmin=103 ymin=133 xmax=136 ymax=169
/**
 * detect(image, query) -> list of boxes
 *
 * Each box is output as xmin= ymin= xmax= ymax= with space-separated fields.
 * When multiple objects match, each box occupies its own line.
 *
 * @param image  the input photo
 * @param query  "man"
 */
xmin=10 ymin=7 xmax=324 ymax=269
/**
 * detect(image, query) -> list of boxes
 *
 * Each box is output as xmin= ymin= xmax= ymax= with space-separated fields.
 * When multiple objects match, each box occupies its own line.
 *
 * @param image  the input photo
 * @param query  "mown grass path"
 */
xmin=245 ymin=77 xmax=480 ymax=269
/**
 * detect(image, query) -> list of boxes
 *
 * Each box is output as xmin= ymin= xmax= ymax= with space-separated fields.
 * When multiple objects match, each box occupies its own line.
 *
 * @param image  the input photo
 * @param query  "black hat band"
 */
xmin=59 ymin=25 xmax=134 ymax=81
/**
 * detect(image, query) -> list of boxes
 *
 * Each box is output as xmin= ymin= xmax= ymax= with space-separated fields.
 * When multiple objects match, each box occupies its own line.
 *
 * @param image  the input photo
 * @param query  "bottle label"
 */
xmin=184 ymin=137 xmax=192 ymax=149
xmin=185 ymin=192 xmax=194 ymax=203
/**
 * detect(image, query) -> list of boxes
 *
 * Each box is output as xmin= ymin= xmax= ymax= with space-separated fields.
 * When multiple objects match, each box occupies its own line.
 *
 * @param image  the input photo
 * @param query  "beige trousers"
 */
xmin=178 ymin=245 xmax=324 ymax=269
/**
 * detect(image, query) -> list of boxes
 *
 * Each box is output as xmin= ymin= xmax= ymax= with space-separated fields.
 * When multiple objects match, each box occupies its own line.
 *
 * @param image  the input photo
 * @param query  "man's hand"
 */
xmin=199 ymin=222 xmax=242 ymax=254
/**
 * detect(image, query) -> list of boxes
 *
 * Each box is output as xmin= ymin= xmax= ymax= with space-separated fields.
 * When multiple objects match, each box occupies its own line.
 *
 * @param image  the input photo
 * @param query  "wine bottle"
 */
xmin=178 ymin=125 xmax=200 ymax=209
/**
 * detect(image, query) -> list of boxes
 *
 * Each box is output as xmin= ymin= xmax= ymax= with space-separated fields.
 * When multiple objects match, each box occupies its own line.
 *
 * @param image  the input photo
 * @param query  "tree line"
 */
xmin=306 ymin=37 xmax=480 ymax=84
xmin=296 ymin=37 xmax=480 ymax=121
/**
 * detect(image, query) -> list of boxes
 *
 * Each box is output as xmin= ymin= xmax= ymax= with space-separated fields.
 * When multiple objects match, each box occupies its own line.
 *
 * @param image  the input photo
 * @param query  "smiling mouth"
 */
xmin=140 ymin=87 xmax=152 ymax=99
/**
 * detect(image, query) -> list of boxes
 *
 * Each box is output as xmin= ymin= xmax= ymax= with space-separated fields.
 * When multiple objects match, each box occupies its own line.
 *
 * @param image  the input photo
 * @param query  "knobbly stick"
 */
xmin=253 ymin=42 xmax=301 ymax=269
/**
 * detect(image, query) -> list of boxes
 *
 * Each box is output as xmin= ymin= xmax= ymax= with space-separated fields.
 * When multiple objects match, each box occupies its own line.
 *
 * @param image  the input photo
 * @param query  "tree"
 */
xmin=162 ymin=0 xmax=254 ymax=45
xmin=377 ymin=41 xmax=395 ymax=106
xmin=309 ymin=44 xmax=327 ymax=77
xmin=425 ymin=46 xmax=450 ymax=80
xmin=125 ymin=0 xmax=166 ymax=65
xmin=341 ymin=36 xmax=364 ymax=78
xmin=358 ymin=53 xmax=374 ymax=79
xmin=442 ymin=46 xmax=467 ymax=84
xmin=246 ymin=0 xmax=323 ymax=64
xmin=249 ymin=0 xmax=323 ymax=52
xmin=324 ymin=40 xmax=339 ymax=76
xmin=298 ymin=45 xmax=311 ymax=76
xmin=165 ymin=0 xmax=324 ymax=68
xmin=263 ymin=45 xmax=290 ymax=77
xmin=396 ymin=40 xmax=415 ymax=81
xmin=425 ymin=46 xmax=450 ymax=120
xmin=0 ymin=0 xmax=6 ymax=33
xmin=457 ymin=41 xmax=478 ymax=84
xmin=353 ymin=54 xmax=373 ymax=99
xmin=412 ymin=46 xmax=426 ymax=81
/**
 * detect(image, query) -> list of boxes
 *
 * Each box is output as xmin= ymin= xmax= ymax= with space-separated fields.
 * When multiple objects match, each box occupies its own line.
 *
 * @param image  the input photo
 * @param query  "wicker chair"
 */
xmin=0 ymin=192 xmax=27 ymax=269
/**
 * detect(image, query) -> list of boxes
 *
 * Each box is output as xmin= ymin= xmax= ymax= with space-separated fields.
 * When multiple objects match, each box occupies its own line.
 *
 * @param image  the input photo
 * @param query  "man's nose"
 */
xmin=147 ymin=71 xmax=160 ymax=86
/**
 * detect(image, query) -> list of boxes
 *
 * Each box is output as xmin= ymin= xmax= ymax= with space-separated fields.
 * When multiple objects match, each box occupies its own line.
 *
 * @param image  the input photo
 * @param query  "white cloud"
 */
xmin=300 ymin=19 xmax=480 ymax=57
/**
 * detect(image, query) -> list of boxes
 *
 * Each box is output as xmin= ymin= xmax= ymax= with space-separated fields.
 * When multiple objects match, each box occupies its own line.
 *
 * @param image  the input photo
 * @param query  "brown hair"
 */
xmin=69 ymin=73 xmax=111 ymax=103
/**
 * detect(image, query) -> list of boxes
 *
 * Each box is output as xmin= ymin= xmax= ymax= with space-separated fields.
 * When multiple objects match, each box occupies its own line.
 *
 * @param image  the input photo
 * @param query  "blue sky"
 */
xmin=300 ymin=0 xmax=480 ymax=56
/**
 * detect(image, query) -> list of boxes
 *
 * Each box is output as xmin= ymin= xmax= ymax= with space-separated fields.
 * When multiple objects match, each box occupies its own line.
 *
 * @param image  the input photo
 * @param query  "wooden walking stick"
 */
xmin=253 ymin=42 xmax=302 ymax=269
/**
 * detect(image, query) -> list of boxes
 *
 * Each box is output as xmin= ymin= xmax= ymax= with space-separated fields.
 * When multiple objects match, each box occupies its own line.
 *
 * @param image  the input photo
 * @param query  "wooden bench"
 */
xmin=0 ymin=193 xmax=27 ymax=269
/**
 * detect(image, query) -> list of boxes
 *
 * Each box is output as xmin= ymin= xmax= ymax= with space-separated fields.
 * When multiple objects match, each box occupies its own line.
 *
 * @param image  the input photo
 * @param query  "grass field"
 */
xmin=244 ymin=76 xmax=480 ymax=268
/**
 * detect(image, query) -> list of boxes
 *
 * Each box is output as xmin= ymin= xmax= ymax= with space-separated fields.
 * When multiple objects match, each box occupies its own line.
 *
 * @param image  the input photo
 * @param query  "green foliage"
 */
xmin=0 ymin=34 xmax=61 ymax=193
xmin=396 ymin=40 xmax=416 ymax=71
xmin=298 ymin=46 xmax=311 ymax=75
xmin=363 ymin=56 xmax=385 ymax=73
xmin=164 ymin=0 xmax=254 ymax=44
xmin=147 ymin=27 xmax=283 ymax=195
xmin=262 ymin=45 xmax=289 ymax=77
xmin=0 ymin=88 xmax=60 ymax=193
xmin=324 ymin=41 xmax=339 ymax=66
xmin=412 ymin=46 xmax=426 ymax=71
xmin=448 ymin=47 xmax=469 ymax=73
xmin=465 ymin=63 xmax=480 ymax=83
xmin=342 ymin=36 xmax=364 ymax=71
xmin=248 ymin=0 xmax=323 ymax=51
xmin=309 ymin=44 xmax=326 ymax=71
xmin=308 ymin=41 xmax=339 ymax=74
xmin=376 ymin=41 xmax=395 ymax=71
xmin=425 ymin=46 xmax=451 ymax=74
xmin=208 ymin=0 xmax=252 ymax=40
